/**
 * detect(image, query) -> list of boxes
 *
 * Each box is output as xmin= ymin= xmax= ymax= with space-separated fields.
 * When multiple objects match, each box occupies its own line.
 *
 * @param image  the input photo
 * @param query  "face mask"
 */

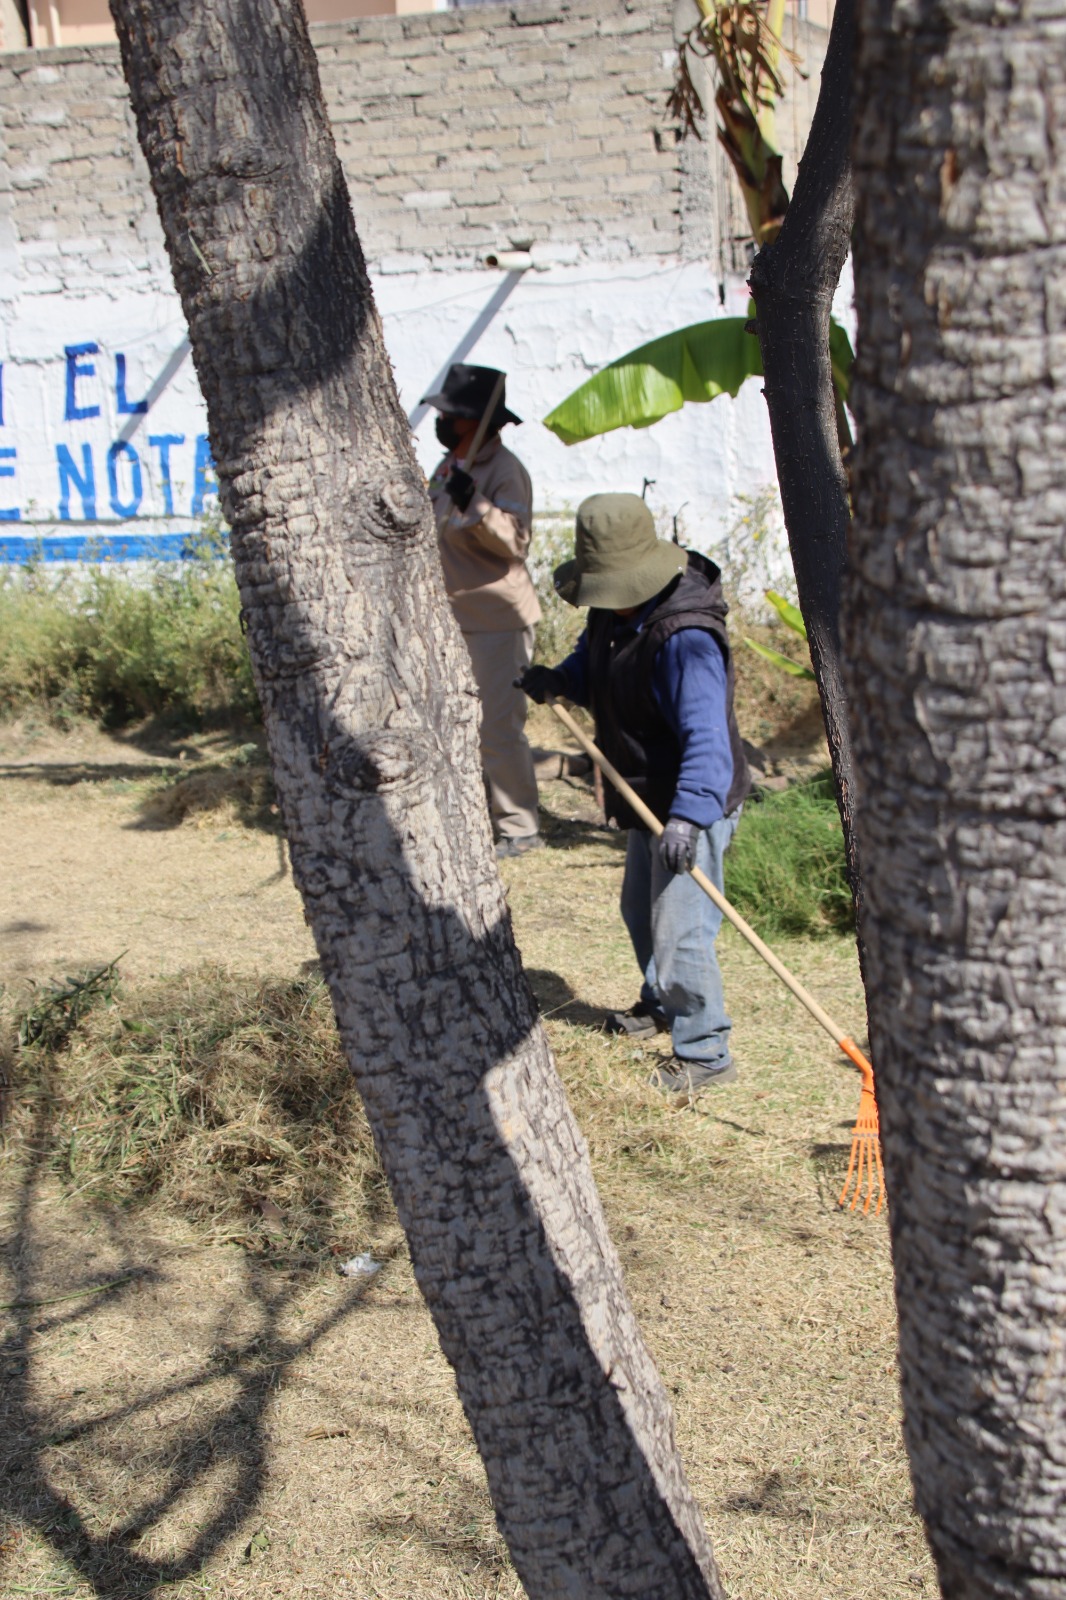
xmin=435 ymin=415 xmax=463 ymax=450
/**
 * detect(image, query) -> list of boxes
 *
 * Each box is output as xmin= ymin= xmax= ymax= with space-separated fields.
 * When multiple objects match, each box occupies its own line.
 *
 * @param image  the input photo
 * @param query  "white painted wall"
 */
xmin=0 ymin=255 xmax=771 ymax=534
xmin=0 ymin=247 xmax=859 ymax=595
xmin=388 ymin=259 xmax=779 ymax=552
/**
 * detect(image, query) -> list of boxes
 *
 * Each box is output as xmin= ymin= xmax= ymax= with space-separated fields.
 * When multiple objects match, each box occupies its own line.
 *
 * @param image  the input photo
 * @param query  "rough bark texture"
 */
xmin=848 ymin=0 xmax=1066 ymax=1593
xmin=106 ymin=3 xmax=724 ymax=1595
xmin=749 ymin=0 xmax=861 ymax=904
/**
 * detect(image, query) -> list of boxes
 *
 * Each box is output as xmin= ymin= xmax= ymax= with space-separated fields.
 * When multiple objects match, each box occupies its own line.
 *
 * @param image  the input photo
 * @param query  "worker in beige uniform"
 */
xmin=424 ymin=363 xmax=543 ymax=858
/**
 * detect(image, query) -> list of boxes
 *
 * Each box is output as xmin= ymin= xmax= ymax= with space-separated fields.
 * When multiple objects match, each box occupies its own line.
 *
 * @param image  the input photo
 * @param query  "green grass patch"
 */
xmin=0 ymin=534 xmax=257 ymax=726
xmin=726 ymin=770 xmax=853 ymax=938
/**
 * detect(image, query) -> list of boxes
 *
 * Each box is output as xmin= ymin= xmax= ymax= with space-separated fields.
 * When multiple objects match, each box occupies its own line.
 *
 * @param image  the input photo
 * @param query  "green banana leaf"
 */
xmin=744 ymin=637 xmax=816 ymax=680
xmin=543 ymin=315 xmax=855 ymax=446
xmin=543 ymin=318 xmax=762 ymax=445
xmin=829 ymin=318 xmax=854 ymax=404
xmin=765 ymin=588 xmax=807 ymax=639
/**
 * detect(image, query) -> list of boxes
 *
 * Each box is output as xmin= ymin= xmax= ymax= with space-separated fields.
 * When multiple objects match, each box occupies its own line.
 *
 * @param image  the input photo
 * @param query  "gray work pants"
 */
xmin=620 ymin=809 xmax=742 ymax=1068
xmin=462 ymin=626 xmax=540 ymax=840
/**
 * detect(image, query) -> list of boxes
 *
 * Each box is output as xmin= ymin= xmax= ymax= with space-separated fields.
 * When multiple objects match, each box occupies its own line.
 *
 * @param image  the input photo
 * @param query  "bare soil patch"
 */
xmin=0 ymin=720 xmax=312 ymax=986
xmin=0 ymin=719 xmax=933 ymax=1599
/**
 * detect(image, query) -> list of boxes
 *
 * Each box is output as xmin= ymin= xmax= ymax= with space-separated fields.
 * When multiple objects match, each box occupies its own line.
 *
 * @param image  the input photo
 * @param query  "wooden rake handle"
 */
xmin=546 ymin=699 xmax=875 ymax=1089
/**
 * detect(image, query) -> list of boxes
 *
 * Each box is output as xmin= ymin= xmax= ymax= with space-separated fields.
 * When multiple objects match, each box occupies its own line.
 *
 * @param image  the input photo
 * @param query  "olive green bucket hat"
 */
xmin=553 ymin=493 xmax=687 ymax=610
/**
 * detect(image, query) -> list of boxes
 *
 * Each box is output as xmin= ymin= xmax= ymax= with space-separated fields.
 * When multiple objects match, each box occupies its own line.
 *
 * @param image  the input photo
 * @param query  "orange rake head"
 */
xmin=836 ymin=1039 xmax=884 ymax=1216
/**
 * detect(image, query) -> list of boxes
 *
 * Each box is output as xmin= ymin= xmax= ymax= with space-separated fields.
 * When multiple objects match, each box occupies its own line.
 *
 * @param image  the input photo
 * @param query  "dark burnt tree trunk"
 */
xmin=749 ymin=0 xmax=861 ymax=908
xmin=848 ymin=0 xmax=1066 ymax=1592
xmin=106 ymin=2 xmax=724 ymax=1595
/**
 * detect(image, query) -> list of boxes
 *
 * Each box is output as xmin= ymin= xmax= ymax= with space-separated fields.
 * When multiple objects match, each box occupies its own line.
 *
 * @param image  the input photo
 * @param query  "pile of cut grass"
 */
xmin=138 ymin=742 xmax=278 ymax=829
xmin=10 ymin=969 xmax=386 ymax=1257
xmin=726 ymin=769 xmax=853 ymax=937
xmin=7 ymin=961 xmax=735 ymax=1262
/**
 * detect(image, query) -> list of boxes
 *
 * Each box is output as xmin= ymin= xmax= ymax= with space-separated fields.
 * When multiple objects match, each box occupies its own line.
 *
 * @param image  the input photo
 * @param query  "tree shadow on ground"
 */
xmin=722 ymin=1467 xmax=818 ymax=1522
xmin=537 ymin=804 xmax=625 ymax=855
xmin=525 ymin=968 xmax=617 ymax=1031
xmin=109 ymin=716 xmax=264 ymax=765
xmin=0 ymin=1098 xmax=398 ymax=1598
xmin=809 ymin=1140 xmax=857 ymax=1212
xmin=0 ymin=721 xmax=271 ymax=824
xmin=0 ymin=758 xmax=185 ymax=788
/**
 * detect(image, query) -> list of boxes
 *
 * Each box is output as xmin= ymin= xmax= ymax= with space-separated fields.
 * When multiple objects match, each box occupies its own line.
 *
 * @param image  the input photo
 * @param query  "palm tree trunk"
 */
xmin=750 ymin=0 xmax=861 ymax=919
xmin=106 ymin=1 xmax=723 ymax=1594
xmin=848 ymin=0 xmax=1066 ymax=1591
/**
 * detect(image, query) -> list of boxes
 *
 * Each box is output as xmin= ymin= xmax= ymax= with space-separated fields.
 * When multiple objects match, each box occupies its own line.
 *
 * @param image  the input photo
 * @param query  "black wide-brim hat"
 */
xmin=421 ymin=363 xmax=522 ymax=427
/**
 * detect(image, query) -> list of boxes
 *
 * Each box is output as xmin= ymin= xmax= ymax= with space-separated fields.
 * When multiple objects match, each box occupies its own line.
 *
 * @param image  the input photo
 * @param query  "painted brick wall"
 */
xmin=319 ymin=0 xmax=683 ymax=263
xmin=0 ymin=0 xmax=688 ymax=274
xmin=0 ymin=0 xmax=834 ymax=556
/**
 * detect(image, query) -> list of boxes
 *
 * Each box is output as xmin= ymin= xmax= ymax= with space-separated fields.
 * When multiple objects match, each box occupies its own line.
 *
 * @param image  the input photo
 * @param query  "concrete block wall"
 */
xmin=0 ymin=51 xmax=164 ymax=303
xmin=0 ymin=1 xmax=829 ymax=283
xmin=320 ymin=0 xmax=682 ymax=263
xmin=0 ymin=0 xmax=684 ymax=275
xmin=0 ymin=0 xmax=835 ymax=562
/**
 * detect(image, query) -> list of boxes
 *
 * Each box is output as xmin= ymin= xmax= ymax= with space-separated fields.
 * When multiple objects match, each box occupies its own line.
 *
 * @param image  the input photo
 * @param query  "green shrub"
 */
xmin=725 ymin=770 xmax=854 ymax=938
xmin=0 ymin=532 xmax=257 ymax=726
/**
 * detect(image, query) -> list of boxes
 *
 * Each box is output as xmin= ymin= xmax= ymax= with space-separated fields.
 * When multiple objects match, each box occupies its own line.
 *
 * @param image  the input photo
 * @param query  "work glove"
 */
xmin=444 ymin=467 xmax=476 ymax=513
xmin=659 ymin=816 xmax=699 ymax=874
xmin=515 ymin=665 xmax=568 ymax=704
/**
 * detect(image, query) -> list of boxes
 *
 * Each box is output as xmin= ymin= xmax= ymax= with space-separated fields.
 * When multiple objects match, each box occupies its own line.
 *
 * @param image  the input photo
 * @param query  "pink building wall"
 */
xmin=22 ymin=0 xmax=436 ymax=50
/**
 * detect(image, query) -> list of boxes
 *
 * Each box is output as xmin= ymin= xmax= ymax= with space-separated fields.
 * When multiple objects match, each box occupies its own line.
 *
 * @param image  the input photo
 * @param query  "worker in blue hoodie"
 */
xmin=518 ymin=493 xmax=751 ymax=1103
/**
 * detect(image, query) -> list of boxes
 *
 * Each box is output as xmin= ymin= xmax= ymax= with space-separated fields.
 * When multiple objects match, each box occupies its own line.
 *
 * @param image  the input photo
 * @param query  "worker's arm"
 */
xmin=446 ymin=453 xmax=532 ymax=562
xmin=652 ymin=629 xmax=733 ymax=827
xmin=556 ymin=629 xmax=590 ymax=705
xmin=516 ymin=629 xmax=590 ymax=706
xmin=464 ymin=493 xmax=532 ymax=561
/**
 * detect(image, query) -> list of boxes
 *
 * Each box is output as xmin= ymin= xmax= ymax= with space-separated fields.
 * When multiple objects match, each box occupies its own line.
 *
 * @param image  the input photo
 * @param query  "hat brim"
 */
xmin=553 ymin=541 xmax=687 ymax=610
xmin=421 ymin=392 xmax=522 ymax=426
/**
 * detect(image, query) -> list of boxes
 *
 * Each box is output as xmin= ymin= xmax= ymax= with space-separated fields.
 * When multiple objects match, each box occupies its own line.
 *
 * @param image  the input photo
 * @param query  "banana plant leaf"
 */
xmin=543 ymin=318 xmax=762 ymax=445
xmin=544 ymin=316 xmax=855 ymax=445
xmin=744 ymin=637 xmax=816 ymax=680
xmin=829 ymin=318 xmax=854 ymax=404
xmin=765 ymin=588 xmax=807 ymax=638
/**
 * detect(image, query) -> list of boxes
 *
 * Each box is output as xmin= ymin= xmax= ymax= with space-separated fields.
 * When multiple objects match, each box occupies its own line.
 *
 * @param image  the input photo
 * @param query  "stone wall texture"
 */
xmin=0 ymin=0 xmax=690 ymax=275
xmin=0 ymin=0 xmax=832 ymax=556
xmin=0 ymin=0 xmax=827 ymax=275
xmin=321 ymin=0 xmax=682 ymax=263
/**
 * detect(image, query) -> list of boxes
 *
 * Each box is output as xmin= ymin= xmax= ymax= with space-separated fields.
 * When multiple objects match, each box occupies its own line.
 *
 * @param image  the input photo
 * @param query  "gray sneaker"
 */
xmin=496 ymin=833 xmax=545 ymax=860
xmin=650 ymin=1057 xmax=737 ymax=1106
xmin=605 ymin=1000 xmax=669 ymax=1040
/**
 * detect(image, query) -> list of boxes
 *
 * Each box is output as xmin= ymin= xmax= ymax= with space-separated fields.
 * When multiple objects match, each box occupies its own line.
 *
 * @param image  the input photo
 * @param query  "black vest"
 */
xmin=587 ymin=551 xmax=752 ymax=831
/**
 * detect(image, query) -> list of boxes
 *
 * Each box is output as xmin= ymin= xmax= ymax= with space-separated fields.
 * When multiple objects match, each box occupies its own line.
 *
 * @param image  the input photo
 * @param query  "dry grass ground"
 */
xmin=0 ymin=712 xmax=935 ymax=1599
xmin=0 ymin=719 xmax=312 ymax=984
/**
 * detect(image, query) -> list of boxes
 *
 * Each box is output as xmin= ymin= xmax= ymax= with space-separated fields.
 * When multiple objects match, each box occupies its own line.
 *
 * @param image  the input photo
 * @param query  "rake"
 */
xmin=545 ymin=699 xmax=883 ymax=1215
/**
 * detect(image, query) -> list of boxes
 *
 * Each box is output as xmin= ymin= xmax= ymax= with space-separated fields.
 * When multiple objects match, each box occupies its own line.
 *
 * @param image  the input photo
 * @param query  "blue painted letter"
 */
xmin=107 ymin=441 xmax=143 ymax=517
xmin=0 ymin=447 xmax=19 ymax=521
xmin=64 ymin=344 xmax=101 ymax=422
xmin=57 ymin=443 xmax=97 ymax=520
xmin=115 ymin=353 xmax=149 ymax=415
xmin=148 ymin=433 xmax=185 ymax=516
xmin=191 ymin=434 xmax=217 ymax=516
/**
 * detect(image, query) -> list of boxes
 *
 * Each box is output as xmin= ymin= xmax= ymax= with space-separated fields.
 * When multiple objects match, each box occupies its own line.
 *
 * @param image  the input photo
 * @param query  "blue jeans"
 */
xmin=619 ymin=809 xmax=742 ymax=1069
